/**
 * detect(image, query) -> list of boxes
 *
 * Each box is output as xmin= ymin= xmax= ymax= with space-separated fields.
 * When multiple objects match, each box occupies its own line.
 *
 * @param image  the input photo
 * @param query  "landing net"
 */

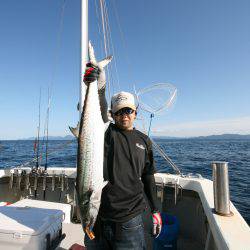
xmin=135 ymin=83 xmax=177 ymax=115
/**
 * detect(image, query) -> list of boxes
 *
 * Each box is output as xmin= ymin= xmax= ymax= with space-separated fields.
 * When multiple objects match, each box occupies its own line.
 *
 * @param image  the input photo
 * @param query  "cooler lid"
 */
xmin=0 ymin=206 xmax=63 ymax=236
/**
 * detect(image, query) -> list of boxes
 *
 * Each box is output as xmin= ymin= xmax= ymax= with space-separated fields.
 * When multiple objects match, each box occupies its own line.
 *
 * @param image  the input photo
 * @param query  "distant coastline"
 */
xmin=19 ymin=135 xmax=75 ymax=141
xmin=2 ymin=133 xmax=250 ymax=141
xmin=153 ymin=134 xmax=250 ymax=140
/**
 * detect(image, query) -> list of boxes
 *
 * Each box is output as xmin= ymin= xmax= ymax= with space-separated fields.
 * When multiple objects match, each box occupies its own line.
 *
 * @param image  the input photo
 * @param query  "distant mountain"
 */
xmin=153 ymin=134 xmax=250 ymax=140
xmin=18 ymin=133 xmax=250 ymax=140
xmin=192 ymin=134 xmax=250 ymax=140
xmin=152 ymin=136 xmax=182 ymax=140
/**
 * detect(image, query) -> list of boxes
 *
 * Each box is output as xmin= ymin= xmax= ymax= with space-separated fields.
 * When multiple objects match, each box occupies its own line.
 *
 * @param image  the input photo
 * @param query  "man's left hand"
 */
xmin=84 ymin=63 xmax=100 ymax=84
xmin=152 ymin=212 xmax=162 ymax=238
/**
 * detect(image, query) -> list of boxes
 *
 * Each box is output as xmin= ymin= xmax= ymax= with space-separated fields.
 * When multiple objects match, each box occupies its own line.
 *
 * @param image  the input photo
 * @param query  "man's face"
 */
xmin=113 ymin=107 xmax=136 ymax=131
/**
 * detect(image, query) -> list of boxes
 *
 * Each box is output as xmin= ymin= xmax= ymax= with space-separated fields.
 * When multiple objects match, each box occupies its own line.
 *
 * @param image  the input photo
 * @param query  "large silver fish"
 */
xmin=72 ymin=42 xmax=112 ymax=240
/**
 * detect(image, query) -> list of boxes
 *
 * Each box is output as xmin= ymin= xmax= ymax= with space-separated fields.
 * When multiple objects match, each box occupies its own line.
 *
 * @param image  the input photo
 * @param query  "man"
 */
xmin=83 ymin=45 xmax=162 ymax=250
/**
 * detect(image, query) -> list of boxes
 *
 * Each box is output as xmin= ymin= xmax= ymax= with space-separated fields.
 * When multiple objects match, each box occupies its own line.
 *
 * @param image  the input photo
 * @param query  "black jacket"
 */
xmin=99 ymin=123 xmax=158 ymax=222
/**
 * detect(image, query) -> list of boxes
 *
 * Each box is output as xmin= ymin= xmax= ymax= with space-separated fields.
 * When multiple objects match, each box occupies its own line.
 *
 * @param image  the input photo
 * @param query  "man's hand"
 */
xmin=84 ymin=63 xmax=100 ymax=84
xmin=152 ymin=212 xmax=162 ymax=238
xmin=84 ymin=42 xmax=112 ymax=91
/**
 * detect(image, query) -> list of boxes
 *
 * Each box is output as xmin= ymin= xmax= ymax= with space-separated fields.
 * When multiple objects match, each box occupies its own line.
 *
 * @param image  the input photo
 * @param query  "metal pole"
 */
xmin=79 ymin=0 xmax=88 ymax=117
xmin=212 ymin=161 xmax=233 ymax=216
xmin=148 ymin=113 xmax=154 ymax=136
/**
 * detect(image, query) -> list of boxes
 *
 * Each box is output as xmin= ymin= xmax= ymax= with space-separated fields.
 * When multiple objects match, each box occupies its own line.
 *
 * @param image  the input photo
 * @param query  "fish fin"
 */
xmin=89 ymin=41 xmax=112 ymax=71
xmin=88 ymin=41 xmax=97 ymax=66
xmin=99 ymin=56 xmax=113 ymax=69
xmin=69 ymin=123 xmax=79 ymax=138
xmin=102 ymin=181 xmax=108 ymax=189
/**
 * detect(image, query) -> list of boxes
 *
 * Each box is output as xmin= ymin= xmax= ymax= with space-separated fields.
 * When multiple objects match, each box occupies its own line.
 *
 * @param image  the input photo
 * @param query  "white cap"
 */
xmin=111 ymin=91 xmax=136 ymax=113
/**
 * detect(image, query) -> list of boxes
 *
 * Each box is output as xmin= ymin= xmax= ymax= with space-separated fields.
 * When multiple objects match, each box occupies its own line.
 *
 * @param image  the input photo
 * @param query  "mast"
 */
xmin=79 ymin=0 xmax=88 ymax=116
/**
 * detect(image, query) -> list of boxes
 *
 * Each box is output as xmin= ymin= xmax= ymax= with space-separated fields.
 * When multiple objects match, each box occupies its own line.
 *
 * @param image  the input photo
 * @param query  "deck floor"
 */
xmin=57 ymin=223 xmax=203 ymax=250
xmin=57 ymin=223 xmax=85 ymax=250
xmin=177 ymin=237 xmax=203 ymax=250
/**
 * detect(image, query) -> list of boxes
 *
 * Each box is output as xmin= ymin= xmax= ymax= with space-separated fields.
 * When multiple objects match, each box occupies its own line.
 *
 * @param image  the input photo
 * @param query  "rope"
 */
xmin=99 ymin=0 xmax=108 ymax=59
xmin=103 ymin=0 xmax=113 ymax=97
xmin=99 ymin=0 xmax=112 ymax=101
xmin=103 ymin=0 xmax=121 ymax=93
xmin=98 ymin=0 xmax=124 ymax=99
xmin=94 ymin=0 xmax=104 ymax=54
xmin=110 ymin=0 xmax=134 ymax=91
xmin=103 ymin=0 xmax=114 ymax=95
xmin=49 ymin=0 xmax=67 ymax=91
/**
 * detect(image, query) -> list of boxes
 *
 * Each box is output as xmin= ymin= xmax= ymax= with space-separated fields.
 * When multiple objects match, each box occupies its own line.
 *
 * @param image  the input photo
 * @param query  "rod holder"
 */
xmin=51 ymin=174 xmax=56 ymax=191
xmin=212 ymin=161 xmax=233 ymax=216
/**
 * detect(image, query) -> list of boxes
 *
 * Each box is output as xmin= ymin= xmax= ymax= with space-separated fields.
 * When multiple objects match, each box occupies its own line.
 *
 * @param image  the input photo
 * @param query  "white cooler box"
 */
xmin=0 ymin=205 xmax=64 ymax=250
xmin=11 ymin=199 xmax=71 ymax=223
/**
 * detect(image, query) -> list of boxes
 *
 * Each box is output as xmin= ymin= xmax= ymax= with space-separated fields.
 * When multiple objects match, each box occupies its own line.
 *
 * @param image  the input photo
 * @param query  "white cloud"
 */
xmin=152 ymin=116 xmax=250 ymax=137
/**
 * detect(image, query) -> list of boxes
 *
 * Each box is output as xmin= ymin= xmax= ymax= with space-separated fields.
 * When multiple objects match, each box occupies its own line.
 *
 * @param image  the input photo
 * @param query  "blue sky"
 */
xmin=0 ymin=0 xmax=250 ymax=139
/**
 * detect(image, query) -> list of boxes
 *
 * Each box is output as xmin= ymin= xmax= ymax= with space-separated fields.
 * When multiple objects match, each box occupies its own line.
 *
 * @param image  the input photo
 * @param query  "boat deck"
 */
xmin=0 ymin=168 xmax=250 ymax=250
xmin=57 ymin=222 xmax=204 ymax=250
xmin=57 ymin=223 xmax=85 ymax=250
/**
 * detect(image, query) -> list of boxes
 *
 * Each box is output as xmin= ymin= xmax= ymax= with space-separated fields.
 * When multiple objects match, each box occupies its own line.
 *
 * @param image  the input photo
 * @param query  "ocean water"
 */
xmin=0 ymin=139 xmax=249 ymax=225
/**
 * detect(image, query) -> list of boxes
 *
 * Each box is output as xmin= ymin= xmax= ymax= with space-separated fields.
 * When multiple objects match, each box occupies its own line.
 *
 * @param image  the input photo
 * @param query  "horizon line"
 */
xmin=1 ymin=133 xmax=250 ymax=141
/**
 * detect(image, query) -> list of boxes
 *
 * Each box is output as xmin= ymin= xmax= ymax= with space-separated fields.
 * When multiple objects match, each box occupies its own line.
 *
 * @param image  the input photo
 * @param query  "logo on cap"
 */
xmin=113 ymin=94 xmax=128 ymax=104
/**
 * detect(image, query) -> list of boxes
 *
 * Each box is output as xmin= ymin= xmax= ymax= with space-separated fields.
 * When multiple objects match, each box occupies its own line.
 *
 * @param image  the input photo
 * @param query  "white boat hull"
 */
xmin=0 ymin=167 xmax=249 ymax=250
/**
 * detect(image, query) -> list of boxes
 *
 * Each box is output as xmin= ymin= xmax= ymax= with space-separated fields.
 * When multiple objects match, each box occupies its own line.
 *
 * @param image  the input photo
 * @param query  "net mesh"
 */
xmin=135 ymin=83 xmax=177 ymax=115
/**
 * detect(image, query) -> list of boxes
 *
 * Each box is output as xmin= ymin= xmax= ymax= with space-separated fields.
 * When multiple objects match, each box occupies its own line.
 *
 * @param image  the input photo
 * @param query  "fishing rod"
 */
xmin=45 ymin=96 xmax=50 ymax=171
xmin=43 ymin=88 xmax=51 ymax=200
xmin=34 ymin=88 xmax=42 ymax=198
xmin=42 ymin=88 xmax=51 ymax=170
xmin=36 ymin=88 xmax=42 ymax=170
